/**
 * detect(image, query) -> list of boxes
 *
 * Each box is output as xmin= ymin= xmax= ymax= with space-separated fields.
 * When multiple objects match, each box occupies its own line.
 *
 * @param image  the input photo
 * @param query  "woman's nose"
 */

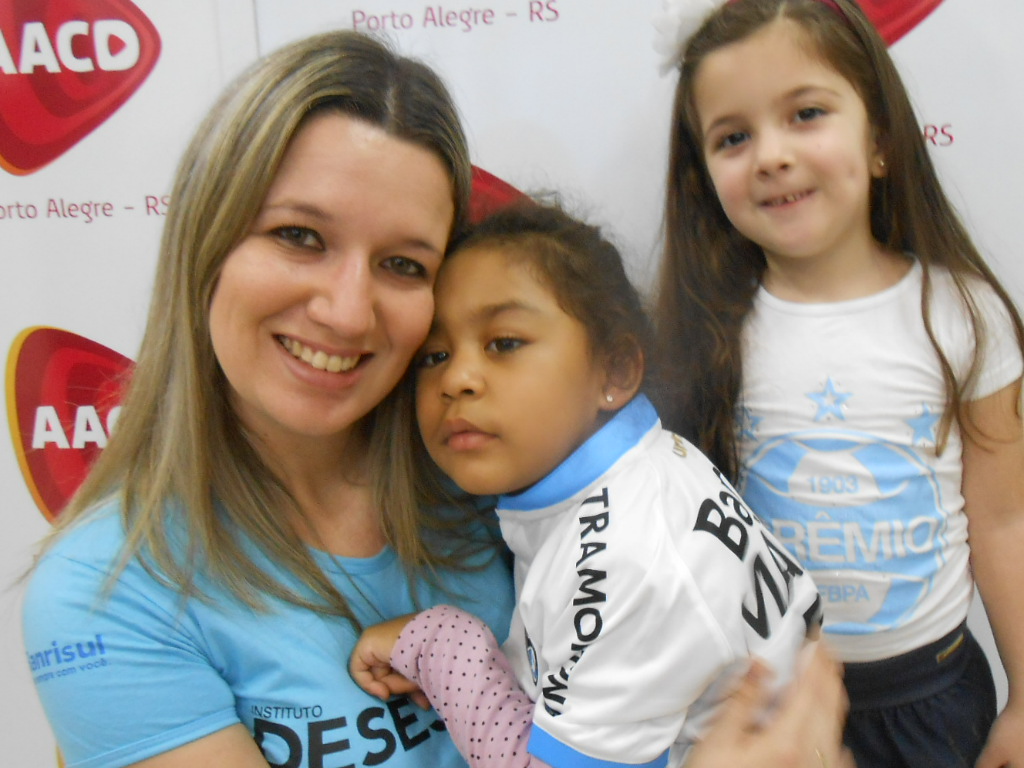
xmin=306 ymin=255 xmax=375 ymax=337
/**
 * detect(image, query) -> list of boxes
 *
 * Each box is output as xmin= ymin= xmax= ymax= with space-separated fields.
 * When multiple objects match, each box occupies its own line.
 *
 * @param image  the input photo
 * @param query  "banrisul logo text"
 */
xmin=0 ymin=0 xmax=161 ymax=175
xmin=27 ymin=634 xmax=109 ymax=685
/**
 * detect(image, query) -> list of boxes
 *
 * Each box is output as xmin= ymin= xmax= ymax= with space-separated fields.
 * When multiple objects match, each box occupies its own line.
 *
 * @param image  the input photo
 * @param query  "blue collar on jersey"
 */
xmin=498 ymin=393 xmax=659 ymax=512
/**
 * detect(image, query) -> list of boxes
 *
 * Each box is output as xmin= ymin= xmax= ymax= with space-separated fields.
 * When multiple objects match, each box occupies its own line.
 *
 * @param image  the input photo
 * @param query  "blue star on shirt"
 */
xmin=736 ymin=406 xmax=762 ymax=442
xmin=806 ymin=377 xmax=852 ymax=422
xmin=907 ymin=404 xmax=940 ymax=445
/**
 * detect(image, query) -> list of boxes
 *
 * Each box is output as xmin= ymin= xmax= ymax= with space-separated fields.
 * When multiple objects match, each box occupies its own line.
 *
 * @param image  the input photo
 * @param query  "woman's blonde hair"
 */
xmin=44 ymin=31 xmax=478 ymax=626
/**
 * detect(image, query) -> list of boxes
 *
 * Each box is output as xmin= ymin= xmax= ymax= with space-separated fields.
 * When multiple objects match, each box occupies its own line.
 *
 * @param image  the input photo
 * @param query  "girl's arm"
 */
xmin=352 ymin=605 xmax=552 ymax=767
xmin=962 ymin=378 xmax=1024 ymax=768
xmin=353 ymin=607 xmax=852 ymax=768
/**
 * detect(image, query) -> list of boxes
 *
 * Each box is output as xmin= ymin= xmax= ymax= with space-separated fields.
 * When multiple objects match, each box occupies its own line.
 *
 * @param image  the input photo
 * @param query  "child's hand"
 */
xmin=350 ymin=614 xmax=428 ymax=707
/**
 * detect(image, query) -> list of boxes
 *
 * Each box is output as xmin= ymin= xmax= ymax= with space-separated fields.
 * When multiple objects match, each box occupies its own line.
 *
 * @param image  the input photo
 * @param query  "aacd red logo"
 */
xmin=7 ymin=327 xmax=133 ymax=521
xmin=0 ymin=0 xmax=160 ymax=175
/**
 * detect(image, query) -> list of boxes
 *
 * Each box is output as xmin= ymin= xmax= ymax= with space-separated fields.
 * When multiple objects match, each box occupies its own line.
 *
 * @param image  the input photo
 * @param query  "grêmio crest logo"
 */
xmin=0 ymin=0 xmax=161 ymax=175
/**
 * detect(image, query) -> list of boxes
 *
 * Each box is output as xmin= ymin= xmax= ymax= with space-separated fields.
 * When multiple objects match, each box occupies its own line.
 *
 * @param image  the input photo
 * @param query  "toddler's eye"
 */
xmin=486 ymin=337 xmax=524 ymax=354
xmin=417 ymin=350 xmax=449 ymax=369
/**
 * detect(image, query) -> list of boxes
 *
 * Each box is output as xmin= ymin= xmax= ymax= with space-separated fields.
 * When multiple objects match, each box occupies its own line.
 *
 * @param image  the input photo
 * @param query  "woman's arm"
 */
xmin=962 ymin=378 xmax=1024 ymax=768
xmin=685 ymin=643 xmax=854 ymax=768
xmin=129 ymin=725 xmax=269 ymax=768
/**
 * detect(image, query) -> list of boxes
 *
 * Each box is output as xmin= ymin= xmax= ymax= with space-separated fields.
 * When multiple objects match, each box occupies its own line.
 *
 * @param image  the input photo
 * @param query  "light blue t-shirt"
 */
xmin=23 ymin=502 xmax=514 ymax=768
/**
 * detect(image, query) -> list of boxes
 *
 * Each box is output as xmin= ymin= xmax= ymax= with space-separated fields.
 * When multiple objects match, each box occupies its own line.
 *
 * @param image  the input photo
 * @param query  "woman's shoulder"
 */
xmin=33 ymin=499 xmax=128 ymax=572
xmin=25 ymin=498 xmax=180 ymax=617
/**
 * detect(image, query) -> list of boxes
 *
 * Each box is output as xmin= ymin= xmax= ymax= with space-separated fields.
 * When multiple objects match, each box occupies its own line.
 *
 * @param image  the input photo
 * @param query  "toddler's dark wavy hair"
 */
xmin=450 ymin=198 xmax=654 ymax=389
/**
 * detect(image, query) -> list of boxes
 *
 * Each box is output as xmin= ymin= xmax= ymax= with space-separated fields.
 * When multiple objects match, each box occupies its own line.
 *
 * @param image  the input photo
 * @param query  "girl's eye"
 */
xmin=417 ymin=350 xmax=449 ymax=369
xmin=717 ymin=131 xmax=749 ymax=150
xmin=382 ymin=256 xmax=428 ymax=279
xmin=273 ymin=226 xmax=323 ymax=249
xmin=486 ymin=337 xmax=524 ymax=354
xmin=795 ymin=106 xmax=826 ymax=123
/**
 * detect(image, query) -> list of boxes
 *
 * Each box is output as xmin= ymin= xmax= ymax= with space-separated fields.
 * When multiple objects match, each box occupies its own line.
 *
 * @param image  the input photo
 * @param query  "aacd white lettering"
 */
xmin=0 ymin=20 xmax=141 ymax=75
xmin=32 ymin=405 xmax=120 ymax=449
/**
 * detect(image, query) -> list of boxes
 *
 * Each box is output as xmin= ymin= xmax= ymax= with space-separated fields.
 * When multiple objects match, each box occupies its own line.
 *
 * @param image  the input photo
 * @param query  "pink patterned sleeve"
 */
xmin=391 ymin=604 xmax=552 ymax=768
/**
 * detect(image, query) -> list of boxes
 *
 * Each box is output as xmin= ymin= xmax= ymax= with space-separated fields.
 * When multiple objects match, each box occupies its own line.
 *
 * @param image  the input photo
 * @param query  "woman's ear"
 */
xmin=599 ymin=341 xmax=645 ymax=412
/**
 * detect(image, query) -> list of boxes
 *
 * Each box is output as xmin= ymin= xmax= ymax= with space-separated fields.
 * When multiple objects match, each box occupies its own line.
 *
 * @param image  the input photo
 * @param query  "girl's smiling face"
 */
xmin=694 ymin=19 xmax=886 ymax=287
xmin=209 ymin=112 xmax=454 ymax=455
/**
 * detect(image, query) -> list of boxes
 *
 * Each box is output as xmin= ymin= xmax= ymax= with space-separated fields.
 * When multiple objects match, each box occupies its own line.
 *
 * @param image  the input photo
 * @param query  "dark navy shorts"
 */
xmin=842 ymin=623 xmax=997 ymax=767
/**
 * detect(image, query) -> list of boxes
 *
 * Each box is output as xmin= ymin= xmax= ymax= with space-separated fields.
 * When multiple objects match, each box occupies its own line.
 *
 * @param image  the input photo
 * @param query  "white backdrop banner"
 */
xmin=2 ymin=1 xmax=1021 ymax=764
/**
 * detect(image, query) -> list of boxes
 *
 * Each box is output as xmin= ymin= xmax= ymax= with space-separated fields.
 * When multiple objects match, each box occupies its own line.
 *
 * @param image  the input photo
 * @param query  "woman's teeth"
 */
xmin=280 ymin=337 xmax=359 ymax=373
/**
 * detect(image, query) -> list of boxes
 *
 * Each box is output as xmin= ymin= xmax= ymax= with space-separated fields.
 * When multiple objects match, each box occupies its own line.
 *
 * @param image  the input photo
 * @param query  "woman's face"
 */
xmin=209 ymin=112 xmax=454 ymax=454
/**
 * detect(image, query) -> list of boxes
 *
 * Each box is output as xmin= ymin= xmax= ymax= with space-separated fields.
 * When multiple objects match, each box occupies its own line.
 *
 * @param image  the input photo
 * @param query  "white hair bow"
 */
xmin=652 ymin=0 xmax=729 ymax=74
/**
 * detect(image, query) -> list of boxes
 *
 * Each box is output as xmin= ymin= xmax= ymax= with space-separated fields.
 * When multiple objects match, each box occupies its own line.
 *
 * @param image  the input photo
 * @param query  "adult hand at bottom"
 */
xmin=685 ymin=643 xmax=855 ymax=768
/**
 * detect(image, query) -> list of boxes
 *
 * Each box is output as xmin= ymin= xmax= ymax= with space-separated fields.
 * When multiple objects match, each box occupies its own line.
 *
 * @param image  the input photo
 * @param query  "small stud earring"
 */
xmin=605 ymin=394 xmax=614 ymax=403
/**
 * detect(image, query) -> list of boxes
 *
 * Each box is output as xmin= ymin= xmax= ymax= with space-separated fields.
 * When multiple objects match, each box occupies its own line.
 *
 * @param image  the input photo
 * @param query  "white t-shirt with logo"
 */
xmin=738 ymin=261 xmax=1022 ymax=662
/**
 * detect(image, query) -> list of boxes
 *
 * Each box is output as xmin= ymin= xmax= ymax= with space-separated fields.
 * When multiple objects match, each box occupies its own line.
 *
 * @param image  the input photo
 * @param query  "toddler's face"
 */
xmin=415 ymin=245 xmax=610 ymax=496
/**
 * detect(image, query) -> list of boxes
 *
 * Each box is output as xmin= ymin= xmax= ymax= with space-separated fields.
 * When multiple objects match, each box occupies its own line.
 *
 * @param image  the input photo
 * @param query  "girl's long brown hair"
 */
xmin=653 ymin=0 xmax=1024 ymax=480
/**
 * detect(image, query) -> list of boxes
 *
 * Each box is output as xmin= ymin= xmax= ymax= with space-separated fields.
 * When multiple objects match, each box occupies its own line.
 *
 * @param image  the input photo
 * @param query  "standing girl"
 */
xmin=652 ymin=1 xmax=1024 ymax=766
xmin=350 ymin=201 xmax=825 ymax=768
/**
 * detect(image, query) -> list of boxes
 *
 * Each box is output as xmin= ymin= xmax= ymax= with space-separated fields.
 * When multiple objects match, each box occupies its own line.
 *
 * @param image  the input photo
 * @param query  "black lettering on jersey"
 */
xmin=541 ymin=488 xmax=614 ymax=718
xmin=803 ymin=594 xmax=824 ymax=632
xmin=695 ymin=468 xmax=816 ymax=642
xmin=741 ymin=553 xmax=788 ymax=639
xmin=762 ymin=530 xmax=804 ymax=590
xmin=577 ymin=540 xmax=606 ymax=566
xmin=574 ymin=606 xmax=603 ymax=643
xmin=542 ymin=671 xmax=568 ymax=716
xmin=718 ymin=489 xmax=753 ymax=525
xmin=579 ymin=508 xmax=610 ymax=537
xmin=695 ymin=497 xmax=748 ymax=559
xmin=573 ymin=568 xmax=607 ymax=606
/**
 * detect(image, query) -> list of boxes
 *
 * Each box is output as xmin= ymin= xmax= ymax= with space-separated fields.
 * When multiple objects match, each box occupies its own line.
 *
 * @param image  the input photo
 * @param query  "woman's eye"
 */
xmin=382 ymin=256 xmax=428 ymax=279
xmin=486 ymin=337 xmax=524 ymax=354
xmin=795 ymin=106 xmax=826 ymax=123
xmin=273 ymin=226 xmax=323 ymax=249
xmin=417 ymin=350 xmax=449 ymax=369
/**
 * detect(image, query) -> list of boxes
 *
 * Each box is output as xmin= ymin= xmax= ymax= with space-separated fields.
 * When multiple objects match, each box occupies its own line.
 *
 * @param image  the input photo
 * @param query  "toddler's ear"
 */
xmin=599 ymin=342 xmax=645 ymax=412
